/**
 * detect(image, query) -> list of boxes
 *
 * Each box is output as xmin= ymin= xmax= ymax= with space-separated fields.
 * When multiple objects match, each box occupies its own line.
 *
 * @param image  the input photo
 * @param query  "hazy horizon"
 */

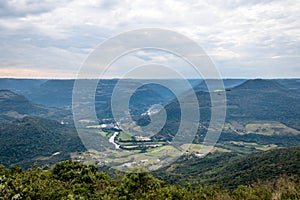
xmin=0 ymin=77 xmax=299 ymax=80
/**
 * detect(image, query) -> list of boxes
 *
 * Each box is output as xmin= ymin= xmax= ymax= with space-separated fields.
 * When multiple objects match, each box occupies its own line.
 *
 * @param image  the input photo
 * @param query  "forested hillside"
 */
xmin=0 ymin=117 xmax=85 ymax=168
xmin=0 ymin=90 xmax=71 ymax=123
xmin=153 ymin=146 xmax=300 ymax=188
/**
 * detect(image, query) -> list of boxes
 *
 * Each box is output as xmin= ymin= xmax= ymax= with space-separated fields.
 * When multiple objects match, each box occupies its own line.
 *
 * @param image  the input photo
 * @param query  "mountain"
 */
xmin=0 ymin=78 xmax=245 ymax=112
xmin=153 ymin=146 xmax=300 ymax=188
xmin=168 ymin=79 xmax=299 ymax=125
xmin=233 ymin=79 xmax=286 ymax=91
xmin=0 ymin=90 xmax=70 ymax=122
xmin=144 ymin=79 xmax=300 ymax=149
xmin=0 ymin=90 xmax=83 ymax=169
xmin=0 ymin=90 xmax=47 ymax=116
xmin=193 ymin=79 xmax=246 ymax=92
xmin=0 ymin=78 xmax=46 ymax=95
xmin=0 ymin=79 xmax=177 ymax=113
xmin=27 ymin=80 xmax=75 ymax=108
xmin=0 ymin=117 xmax=85 ymax=169
xmin=276 ymin=79 xmax=300 ymax=95
xmin=0 ymin=79 xmax=75 ymax=108
xmin=226 ymin=79 xmax=300 ymax=129
xmin=95 ymin=80 xmax=176 ymax=119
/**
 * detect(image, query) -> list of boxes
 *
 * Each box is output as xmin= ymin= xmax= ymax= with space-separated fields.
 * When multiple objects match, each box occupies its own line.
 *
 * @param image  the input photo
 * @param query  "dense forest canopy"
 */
xmin=0 ymin=160 xmax=299 ymax=200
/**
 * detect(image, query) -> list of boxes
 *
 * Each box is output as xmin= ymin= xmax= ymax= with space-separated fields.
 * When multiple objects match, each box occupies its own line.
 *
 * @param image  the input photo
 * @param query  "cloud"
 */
xmin=0 ymin=0 xmax=69 ymax=18
xmin=0 ymin=0 xmax=299 ymax=78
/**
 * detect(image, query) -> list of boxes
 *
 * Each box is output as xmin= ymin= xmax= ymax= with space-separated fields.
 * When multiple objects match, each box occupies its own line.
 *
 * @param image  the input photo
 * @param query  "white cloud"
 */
xmin=0 ymin=0 xmax=299 ymax=78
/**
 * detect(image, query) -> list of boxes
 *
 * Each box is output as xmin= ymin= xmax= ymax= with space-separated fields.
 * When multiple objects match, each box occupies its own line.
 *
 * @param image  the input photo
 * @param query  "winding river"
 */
xmin=109 ymin=132 xmax=120 ymax=149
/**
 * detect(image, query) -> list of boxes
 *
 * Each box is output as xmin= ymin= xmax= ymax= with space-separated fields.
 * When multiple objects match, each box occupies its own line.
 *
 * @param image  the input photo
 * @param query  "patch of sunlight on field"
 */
xmin=180 ymin=144 xmax=231 ymax=154
xmin=86 ymin=125 xmax=101 ymax=129
xmin=98 ymin=131 xmax=114 ymax=138
xmin=245 ymin=122 xmax=300 ymax=135
xmin=231 ymin=141 xmax=278 ymax=151
xmin=147 ymin=145 xmax=180 ymax=157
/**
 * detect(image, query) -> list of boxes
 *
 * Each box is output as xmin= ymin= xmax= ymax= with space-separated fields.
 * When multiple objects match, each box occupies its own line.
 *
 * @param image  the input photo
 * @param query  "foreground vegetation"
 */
xmin=0 ymin=160 xmax=299 ymax=200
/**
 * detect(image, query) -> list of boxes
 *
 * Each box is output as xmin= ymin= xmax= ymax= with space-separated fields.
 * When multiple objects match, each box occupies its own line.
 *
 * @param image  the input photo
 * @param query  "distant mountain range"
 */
xmin=1 ymin=78 xmax=299 ymax=116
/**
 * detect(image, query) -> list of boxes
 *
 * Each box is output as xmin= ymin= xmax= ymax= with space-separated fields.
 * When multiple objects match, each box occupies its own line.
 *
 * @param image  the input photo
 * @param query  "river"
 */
xmin=109 ymin=132 xmax=120 ymax=149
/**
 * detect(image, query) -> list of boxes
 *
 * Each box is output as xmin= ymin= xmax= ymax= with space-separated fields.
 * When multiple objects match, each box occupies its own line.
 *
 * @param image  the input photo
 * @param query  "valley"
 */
xmin=0 ymin=78 xmax=299 ymax=187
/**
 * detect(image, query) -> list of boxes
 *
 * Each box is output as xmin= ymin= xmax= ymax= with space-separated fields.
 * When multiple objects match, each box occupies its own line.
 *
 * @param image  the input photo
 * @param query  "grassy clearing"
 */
xmin=217 ymin=143 xmax=257 ymax=154
xmin=147 ymin=145 xmax=180 ymax=157
xmin=118 ymin=132 xmax=133 ymax=140
xmin=99 ymin=131 xmax=107 ymax=137
xmin=98 ymin=131 xmax=113 ymax=138
xmin=86 ymin=125 xmax=101 ymax=129
xmin=180 ymin=144 xmax=231 ymax=154
xmin=245 ymin=122 xmax=300 ymax=135
xmin=231 ymin=141 xmax=278 ymax=151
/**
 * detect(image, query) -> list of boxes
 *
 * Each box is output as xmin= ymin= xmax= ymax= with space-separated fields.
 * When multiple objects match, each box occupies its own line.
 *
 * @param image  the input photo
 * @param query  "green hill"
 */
xmin=0 ymin=90 xmax=48 ymax=119
xmin=0 ymin=117 xmax=85 ymax=168
xmin=226 ymin=79 xmax=300 ymax=129
xmin=153 ymin=146 xmax=300 ymax=188
xmin=149 ymin=79 xmax=300 ymax=144
xmin=0 ymin=90 xmax=71 ymax=123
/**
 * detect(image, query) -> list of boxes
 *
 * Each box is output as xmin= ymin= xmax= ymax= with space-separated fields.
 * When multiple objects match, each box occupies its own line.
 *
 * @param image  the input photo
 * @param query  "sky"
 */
xmin=0 ymin=0 xmax=299 ymax=79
